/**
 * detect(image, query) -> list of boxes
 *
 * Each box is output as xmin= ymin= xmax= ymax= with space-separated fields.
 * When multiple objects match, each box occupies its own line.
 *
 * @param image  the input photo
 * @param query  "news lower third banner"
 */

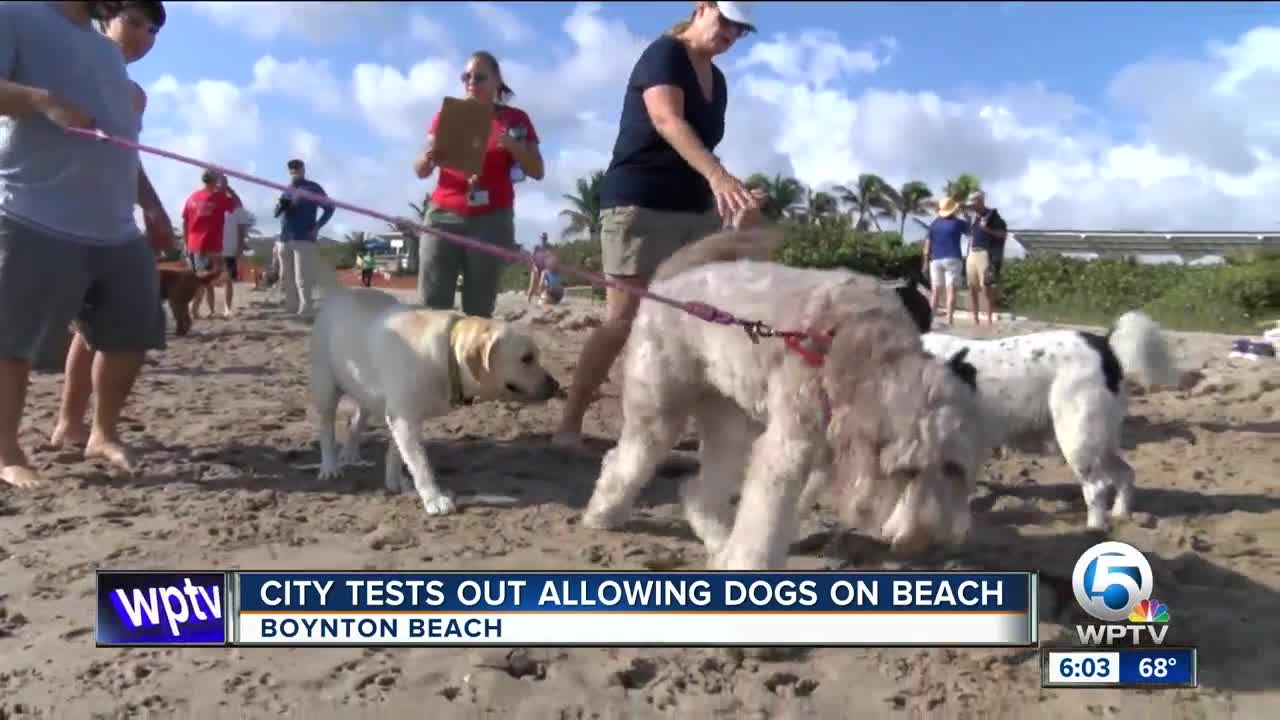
xmin=96 ymin=571 xmax=1037 ymax=647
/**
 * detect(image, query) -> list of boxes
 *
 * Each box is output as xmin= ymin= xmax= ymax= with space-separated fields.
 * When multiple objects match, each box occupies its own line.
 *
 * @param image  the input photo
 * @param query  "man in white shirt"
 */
xmin=218 ymin=177 xmax=255 ymax=318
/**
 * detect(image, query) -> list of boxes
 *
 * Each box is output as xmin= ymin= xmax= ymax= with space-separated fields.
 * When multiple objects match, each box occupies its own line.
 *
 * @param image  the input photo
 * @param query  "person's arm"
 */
xmin=312 ymin=183 xmax=336 ymax=232
xmin=501 ymin=113 xmax=545 ymax=181
xmin=631 ymin=39 xmax=729 ymax=186
xmin=527 ymin=265 xmax=541 ymax=300
xmin=413 ymin=112 xmax=441 ymax=179
xmin=921 ymin=225 xmax=932 ymax=266
xmin=137 ymin=166 xmax=164 ymax=216
xmin=642 ymin=86 xmax=725 ymax=184
xmin=985 ymin=211 xmax=1008 ymax=241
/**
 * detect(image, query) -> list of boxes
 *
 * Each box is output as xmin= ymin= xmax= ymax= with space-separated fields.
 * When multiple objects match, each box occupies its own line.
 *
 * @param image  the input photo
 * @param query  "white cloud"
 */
xmin=250 ymin=56 xmax=346 ymax=115
xmin=466 ymin=1 xmax=534 ymax=46
xmin=408 ymin=13 xmax=452 ymax=51
xmin=351 ymin=58 xmax=455 ymax=143
xmin=736 ymin=32 xmax=895 ymax=87
xmin=141 ymin=5 xmax=1280 ymax=259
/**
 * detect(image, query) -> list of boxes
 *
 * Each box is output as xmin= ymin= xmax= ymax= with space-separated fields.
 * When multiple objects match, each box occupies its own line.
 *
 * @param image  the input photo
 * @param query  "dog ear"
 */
xmin=946 ymin=348 xmax=978 ymax=391
xmin=459 ymin=325 xmax=493 ymax=384
xmin=894 ymin=285 xmax=932 ymax=334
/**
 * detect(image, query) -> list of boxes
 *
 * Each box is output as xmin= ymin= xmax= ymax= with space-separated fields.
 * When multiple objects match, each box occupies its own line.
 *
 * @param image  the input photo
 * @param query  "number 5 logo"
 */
xmin=1072 ymin=541 xmax=1154 ymax=622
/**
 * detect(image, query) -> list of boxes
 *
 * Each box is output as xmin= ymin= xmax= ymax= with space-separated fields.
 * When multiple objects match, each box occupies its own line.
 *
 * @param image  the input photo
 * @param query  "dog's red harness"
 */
xmin=781 ymin=330 xmax=835 ymax=426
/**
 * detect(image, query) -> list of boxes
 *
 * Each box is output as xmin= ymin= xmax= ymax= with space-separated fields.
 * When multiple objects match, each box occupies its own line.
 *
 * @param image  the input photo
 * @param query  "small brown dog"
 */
xmin=158 ymin=267 xmax=219 ymax=335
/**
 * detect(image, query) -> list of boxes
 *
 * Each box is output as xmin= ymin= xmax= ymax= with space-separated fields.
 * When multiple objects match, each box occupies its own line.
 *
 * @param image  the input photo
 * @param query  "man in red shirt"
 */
xmin=182 ymin=169 xmax=237 ymax=319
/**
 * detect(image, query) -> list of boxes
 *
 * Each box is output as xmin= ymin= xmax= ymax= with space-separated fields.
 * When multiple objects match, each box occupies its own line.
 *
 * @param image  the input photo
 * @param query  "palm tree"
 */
xmin=800 ymin=186 xmax=838 ymax=225
xmin=891 ymin=181 xmax=934 ymax=240
xmin=560 ymin=171 xmax=605 ymax=241
xmin=832 ymin=173 xmax=896 ymax=231
xmin=744 ymin=173 xmax=806 ymax=221
xmin=943 ymin=173 xmax=982 ymax=203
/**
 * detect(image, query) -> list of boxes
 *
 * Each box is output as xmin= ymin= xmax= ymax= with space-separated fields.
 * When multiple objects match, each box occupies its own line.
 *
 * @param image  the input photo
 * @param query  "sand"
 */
xmin=1 ymin=283 xmax=1278 ymax=719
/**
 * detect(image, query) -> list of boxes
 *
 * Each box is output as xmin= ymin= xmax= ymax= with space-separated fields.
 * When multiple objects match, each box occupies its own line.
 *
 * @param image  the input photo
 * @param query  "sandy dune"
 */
xmin=1 ymin=284 xmax=1277 ymax=719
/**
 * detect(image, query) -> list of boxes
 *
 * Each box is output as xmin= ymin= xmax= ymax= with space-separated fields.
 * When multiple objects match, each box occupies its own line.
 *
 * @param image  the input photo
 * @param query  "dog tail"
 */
xmin=1109 ymin=310 xmax=1180 ymax=387
xmin=652 ymin=227 xmax=784 ymax=283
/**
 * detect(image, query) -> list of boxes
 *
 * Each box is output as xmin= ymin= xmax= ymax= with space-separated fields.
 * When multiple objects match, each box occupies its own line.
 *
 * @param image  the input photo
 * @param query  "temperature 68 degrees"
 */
xmin=1139 ymin=657 xmax=1176 ymax=678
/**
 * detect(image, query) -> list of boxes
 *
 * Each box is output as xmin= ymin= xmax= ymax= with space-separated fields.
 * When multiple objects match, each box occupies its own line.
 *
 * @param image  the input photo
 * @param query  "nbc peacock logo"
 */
xmin=1128 ymin=599 xmax=1171 ymax=624
xmin=1073 ymin=541 xmax=1172 ymax=646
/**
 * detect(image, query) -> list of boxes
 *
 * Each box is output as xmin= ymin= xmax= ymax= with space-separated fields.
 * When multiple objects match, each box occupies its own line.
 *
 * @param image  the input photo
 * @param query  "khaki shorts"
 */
xmin=966 ymin=249 xmax=999 ymax=289
xmin=600 ymin=206 xmax=722 ymax=278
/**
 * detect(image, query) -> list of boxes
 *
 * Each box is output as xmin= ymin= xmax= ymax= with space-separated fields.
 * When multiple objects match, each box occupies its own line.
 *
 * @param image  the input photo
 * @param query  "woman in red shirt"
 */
xmin=411 ymin=50 xmax=544 ymax=318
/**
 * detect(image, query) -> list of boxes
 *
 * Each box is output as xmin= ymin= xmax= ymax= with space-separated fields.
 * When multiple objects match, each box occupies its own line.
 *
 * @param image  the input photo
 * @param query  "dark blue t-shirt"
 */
xmin=599 ymin=35 xmax=727 ymax=214
xmin=927 ymin=217 xmax=969 ymax=260
xmin=969 ymin=207 xmax=1007 ymax=255
xmin=277 ymin=179 xmax=335 ymax=242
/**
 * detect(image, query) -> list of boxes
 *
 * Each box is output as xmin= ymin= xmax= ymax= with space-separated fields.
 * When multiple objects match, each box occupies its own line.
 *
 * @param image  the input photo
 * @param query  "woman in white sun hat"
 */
xmin=554 ymin=1 xmax=762 ymax=450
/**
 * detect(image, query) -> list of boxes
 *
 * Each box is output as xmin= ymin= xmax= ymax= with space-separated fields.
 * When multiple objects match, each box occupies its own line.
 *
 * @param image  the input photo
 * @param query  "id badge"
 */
xmin=467 ymin=189 xmax=490 ymax=207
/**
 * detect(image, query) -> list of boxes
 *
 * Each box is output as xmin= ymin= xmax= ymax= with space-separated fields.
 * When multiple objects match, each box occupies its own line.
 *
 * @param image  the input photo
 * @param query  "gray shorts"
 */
xmin=0 ymin=213 xmax=165 ymax=361
xmin=600 ymin=205 xmax=722 ymax=278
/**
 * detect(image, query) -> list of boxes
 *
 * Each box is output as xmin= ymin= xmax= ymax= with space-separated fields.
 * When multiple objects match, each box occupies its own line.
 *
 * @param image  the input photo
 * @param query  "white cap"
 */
xmin=716 ymin=1 xmax=756 ymax=30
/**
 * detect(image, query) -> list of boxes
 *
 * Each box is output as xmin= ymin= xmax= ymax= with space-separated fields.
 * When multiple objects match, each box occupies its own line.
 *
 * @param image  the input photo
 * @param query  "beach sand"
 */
xmin=1 ymin=283 xmax=1277 ymax=719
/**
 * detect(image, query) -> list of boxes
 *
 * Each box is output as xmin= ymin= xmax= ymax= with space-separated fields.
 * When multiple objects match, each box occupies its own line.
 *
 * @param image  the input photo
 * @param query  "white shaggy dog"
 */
xmin=308 ymin=287 xmax=561 ymax=515
xmin=918 ymin=312 xmax=1180 ymax=529
xmin=581 ymin=229 xmax=986 ymax=570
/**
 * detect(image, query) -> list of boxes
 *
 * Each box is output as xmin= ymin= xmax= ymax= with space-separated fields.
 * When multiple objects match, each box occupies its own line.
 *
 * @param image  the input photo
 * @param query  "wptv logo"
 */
xmin=1072 ymin=541 xmax=1171 ymax=646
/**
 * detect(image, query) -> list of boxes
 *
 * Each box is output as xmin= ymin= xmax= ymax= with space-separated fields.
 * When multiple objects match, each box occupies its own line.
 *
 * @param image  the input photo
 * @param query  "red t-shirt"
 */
xmin=428 ymin=105 xmax=539 ymax=216
xmin=182 ymin=188 xmax=237 ymax=255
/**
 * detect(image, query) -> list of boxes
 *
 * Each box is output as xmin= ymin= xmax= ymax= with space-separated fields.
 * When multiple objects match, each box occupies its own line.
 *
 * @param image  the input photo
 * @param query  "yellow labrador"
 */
xmin=308 ymin=287 xmax=561 ymax=514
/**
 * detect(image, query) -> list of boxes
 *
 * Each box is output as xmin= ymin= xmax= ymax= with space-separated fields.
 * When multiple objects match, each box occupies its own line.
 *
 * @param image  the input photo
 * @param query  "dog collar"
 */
xmin=446 ymin=319 xmax=473 ymax=407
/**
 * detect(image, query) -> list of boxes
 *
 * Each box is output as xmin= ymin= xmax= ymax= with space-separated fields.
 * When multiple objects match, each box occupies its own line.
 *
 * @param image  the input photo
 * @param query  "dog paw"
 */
xmin=421 ymin=493 xmax=457 ymax=516
xmin=318 ymin=461 xmax=342 ymax=482
xmin=337 ymin=446 xmax=362 ymax=465
xmin=580 ymin=503 xmax=629 ymax=530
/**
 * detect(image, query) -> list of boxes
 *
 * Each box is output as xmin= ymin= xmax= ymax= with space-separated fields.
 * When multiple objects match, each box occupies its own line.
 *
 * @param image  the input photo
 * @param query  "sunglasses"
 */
xmin=460 ymin=71 xmax=490 ymax=85
xmin=716 ymin=13 xmax=753 ymax=38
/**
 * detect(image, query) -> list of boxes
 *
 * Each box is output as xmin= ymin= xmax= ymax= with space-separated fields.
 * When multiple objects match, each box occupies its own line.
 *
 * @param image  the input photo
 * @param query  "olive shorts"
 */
xmin=599 ymin=205 xmax=722 ymax=278
xmin=417 ymin=205 xmax=516 ymax=318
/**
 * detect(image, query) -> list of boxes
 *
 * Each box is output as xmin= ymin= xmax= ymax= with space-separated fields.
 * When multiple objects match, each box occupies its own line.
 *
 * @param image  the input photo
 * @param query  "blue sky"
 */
xmin=127 ymin=2 xmax=1280 ymax=246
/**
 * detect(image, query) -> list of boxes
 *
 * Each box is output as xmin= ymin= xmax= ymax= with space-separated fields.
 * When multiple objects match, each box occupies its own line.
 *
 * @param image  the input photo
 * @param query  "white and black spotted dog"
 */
xmin=919 ymin=311 xmax=1181 ymax=530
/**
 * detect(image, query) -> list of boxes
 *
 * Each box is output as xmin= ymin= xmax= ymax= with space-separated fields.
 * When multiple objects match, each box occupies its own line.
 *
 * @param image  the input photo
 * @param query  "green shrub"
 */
xmin=1001 ymin=254 xmax=1280 ymax=332
xmin=318 ymin=241 xmax=357 ymax=270
xmin=774 ymin=217 xmax=920 ymax=279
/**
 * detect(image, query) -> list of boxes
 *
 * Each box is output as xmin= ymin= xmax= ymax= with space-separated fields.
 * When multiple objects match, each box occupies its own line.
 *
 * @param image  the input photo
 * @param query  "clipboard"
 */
xmin=432 ymin=97 xmax=493 ymax=177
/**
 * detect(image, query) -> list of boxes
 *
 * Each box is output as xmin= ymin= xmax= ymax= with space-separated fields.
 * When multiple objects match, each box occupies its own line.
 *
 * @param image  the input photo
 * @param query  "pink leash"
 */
xmin=63 ymin=127 xmax=807 ymax=337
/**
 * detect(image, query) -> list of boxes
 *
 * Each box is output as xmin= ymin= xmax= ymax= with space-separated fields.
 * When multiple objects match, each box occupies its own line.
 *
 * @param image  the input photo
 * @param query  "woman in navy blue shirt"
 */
xmin=555 ymin=1 xmax=761 ymax=449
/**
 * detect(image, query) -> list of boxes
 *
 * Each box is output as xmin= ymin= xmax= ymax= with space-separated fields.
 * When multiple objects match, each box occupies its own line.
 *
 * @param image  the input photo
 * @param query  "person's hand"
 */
xmin=413 ymin=148 xmax=437 ymax=179
xmin=35 ymin=91 xmax=95 ymax=131
xmin=708 ymin=168 xmax=756 ymax=225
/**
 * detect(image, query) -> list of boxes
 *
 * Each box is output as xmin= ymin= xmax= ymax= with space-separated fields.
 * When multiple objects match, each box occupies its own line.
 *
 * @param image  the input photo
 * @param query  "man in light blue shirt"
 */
xmin=273 ymin=158 xmax=335 ymax=315
xmin=0 ymin=1 xmax=168 ymax=488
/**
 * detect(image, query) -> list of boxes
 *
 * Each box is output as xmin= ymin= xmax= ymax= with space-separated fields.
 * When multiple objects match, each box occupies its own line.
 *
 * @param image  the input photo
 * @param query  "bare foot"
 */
xmin=1 ymin=464 xmax=42 ymax=488
xmin=49 ymin=421 xmax=90 ymax=449
xmin=84 ymin=436 xmax=137 ymax=473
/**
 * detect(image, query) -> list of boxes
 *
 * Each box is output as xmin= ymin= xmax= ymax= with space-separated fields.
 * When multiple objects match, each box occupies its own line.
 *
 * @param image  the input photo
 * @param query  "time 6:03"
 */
xmin=1059 ymin=656 xmax=1111 ymax=678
